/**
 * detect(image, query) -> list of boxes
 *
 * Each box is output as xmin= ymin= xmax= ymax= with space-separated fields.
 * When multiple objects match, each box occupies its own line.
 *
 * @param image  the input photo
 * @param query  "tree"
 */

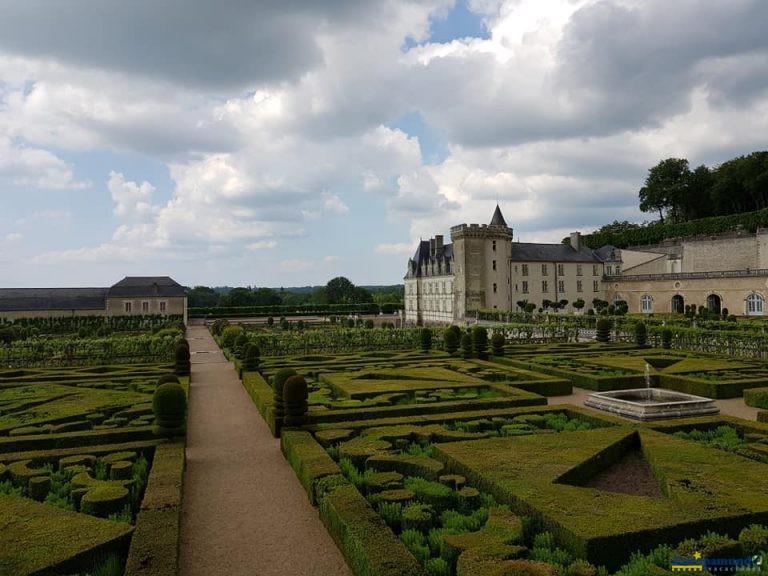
xmin=639 ymin=158 xmax=691 ymax=223
xmin=444 ymin=329 xmax=460 ymax=355
xmin=573 ymin=299 xmax=585 ymax=313
xmin=325 ymin=277 xmax=373 ymax=304
xmin=471 ymin=326 xmax=489 ymax=359
xmin=187 ymin=286 xmax=220 ymax=308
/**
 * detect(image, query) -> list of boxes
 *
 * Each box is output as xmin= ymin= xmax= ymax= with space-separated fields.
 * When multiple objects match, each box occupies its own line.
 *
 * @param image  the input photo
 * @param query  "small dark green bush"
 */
xmin=234 ymin=333 xmax=249 ymax=359
xmin=472 ymin=326 xmax=489 ymax=358
xmin=460 ymin=333 xmax=472 ymax=359
xmin=420 ymin=328 xmax=433 ymax=351
xmin=595 ymin=319 xmax=612 ymax=343
xmin=283 ymin=375 xmax=308 ymax=428
xmin=491 ymin=332 xmax=505 ymax=356
xmin=152 ymin=382 xmax=187 ymax=437
xmin=661 ymin=328 xmax=673 ymax=349
xmin=633 ymin=321 xmax=647 ymax=346
xmin=444 ymin=330 xmax=460 ymax=355
xmin=157 ymin=374 xmax=180 ymax=386
xmin=174 ymin=342 xmax=191 ymax=376
xmin=243 ymin=343 xmax=261 ymax=371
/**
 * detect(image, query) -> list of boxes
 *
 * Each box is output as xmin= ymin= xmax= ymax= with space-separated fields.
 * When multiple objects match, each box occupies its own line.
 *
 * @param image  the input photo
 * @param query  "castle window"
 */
xmin=493 ymin=283 xmax=497 ymax=294
xmin=522 ymin=264 xmax=529 ymax=276
xmin=541 ymin=264 xmax=548 ymax=276
xmin=593 ymin=264 xmax=599 ymax=276
xmin=492 ymin=240 xmax=496 ymax=252
xmin=641 ymin=295 xmax=653 ymax=313
xmin=558 ymin=280 xmax=565 ymax=293
xmin=141 ymin=301 xmax=150 ymax=313
xmin=615 ymin=266 xmax=621 ymax=275
xmin=593 ymin=280 xmax=599 ymax=292
xmin=522 ymin=281 xmax=529 ymax=294
xmin=492 ymin=260 xmax=497 ymax=271
xmin=577 ymin=265 xmax=582 ymax=276
xmin=747 ymin=293 xmax=764 ymax=315
xmin=542 ymin=281 xmax=548 ymax=293
xmin=577 ymin=280 xmax=583 ymax=293
xmin=557 ymin=264 xmax=564 ymax=276
xmin=160 ymin=301 xmax=167 ymax=313
xmin=124 ymin=301 xmax=132 ymax=313
xmin=606 ymin=266 xmax=613 ymax=275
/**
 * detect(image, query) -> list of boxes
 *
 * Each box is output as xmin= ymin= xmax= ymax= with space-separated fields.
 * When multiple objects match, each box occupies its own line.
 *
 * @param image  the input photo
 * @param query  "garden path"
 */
xmin=179 ymin=325 xmax=352 ymax=576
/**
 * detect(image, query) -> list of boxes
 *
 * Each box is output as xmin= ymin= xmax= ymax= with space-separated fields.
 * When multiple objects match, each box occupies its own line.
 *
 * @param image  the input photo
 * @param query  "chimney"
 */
xmin=435 ymin=235 xmax=443 ymax=252
xmin=429 ymin=238 xmax=436 ymax=257
xmin=570 ymin=232 xmax=581 ymax=252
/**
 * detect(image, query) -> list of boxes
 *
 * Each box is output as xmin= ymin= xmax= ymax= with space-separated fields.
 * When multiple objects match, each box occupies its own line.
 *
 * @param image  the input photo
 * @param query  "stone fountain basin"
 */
xmin=584 ymin=388 xmax=719 ymax=421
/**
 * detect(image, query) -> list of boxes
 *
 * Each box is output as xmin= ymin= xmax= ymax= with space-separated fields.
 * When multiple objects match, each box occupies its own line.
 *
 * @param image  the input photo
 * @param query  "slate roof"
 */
xmin=406 ymin=241 xmax=453 ymax=278
xmin=0 ymin=288 xmax=108 ymax=311
xmin=490 ymin=204 xmax=508 ymax=227
xmin=592 ymin=245 xmax=621 ymax=262
xmin=511 ymin=243 xmax=601 ymax=263
xmin=107 ymin=277 xmax=186 ymax=298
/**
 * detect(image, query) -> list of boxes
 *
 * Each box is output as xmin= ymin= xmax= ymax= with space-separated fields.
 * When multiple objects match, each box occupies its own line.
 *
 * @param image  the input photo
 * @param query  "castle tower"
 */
xmin=450 ymin=205 xmax=514 ymax=318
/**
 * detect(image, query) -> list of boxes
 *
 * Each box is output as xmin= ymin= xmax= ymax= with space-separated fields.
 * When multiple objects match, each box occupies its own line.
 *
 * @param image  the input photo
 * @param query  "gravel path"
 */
xmin=179 ymin=326 xmax=352 ymax=576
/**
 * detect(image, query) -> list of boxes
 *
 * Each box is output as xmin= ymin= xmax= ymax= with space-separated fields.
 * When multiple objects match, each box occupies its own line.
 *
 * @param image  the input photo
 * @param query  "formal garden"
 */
xmin=217 ymin=318 xmax=768 ymax=576
xmin=0 ymin=317 xmax=189 ymax=576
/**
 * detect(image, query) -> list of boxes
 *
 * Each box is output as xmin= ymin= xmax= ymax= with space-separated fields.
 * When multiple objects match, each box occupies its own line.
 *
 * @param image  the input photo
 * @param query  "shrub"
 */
xmin=220 ymin=325 xmax=243 ymax=349
xmin=721 ymin=308 xmax=729 ymax=319
xmin=633 ymin=321 xmax=647 ymax=346
xmin=401 ymin=502 xmax=434 ymax=532
xmin=595 ymin=319 xmax=612 ymax=343
xmin=157 ymin=373 xmax=180 ymax=386
xmin=444 ymin=329 xmax=460 ymax=355
xmin=267 ymin=316 xmax=274 ymax=327
xmin=234 ymin=333 xmax=250 ymax=358
xmin=377 ymin=501 xmax=403 ymax=532
xmin=272 ymin=368 xmax=297 ymax=434
xmin=744 ymin=387 xmax=768 ymax=409
xmin=472 ymin=326 xmax=489 ymax=358
xmin=491 ymin=332 xmax=505 ymax=356
xmin=174 ymin=342 xmax=191 ymax=376
xmin=243 ymin=343 xmax=261 ymax=372
xmin=425 ymin=557 xmax=450 ymax=576
xmin=400 ymin=529 xmax=431 ymax=563
xmin=661 ymin=328 xmax=673 ymax=349
xmin=364 ymin=319 xmax=374 ymax=329
xmin=739 ymin=524 xmax=768 ymax=555
xmin=283 ymin=375 xmax=308 ymax=428
xmin=420 ymin=328 xmax=433 ymax=351
xmin=460 ymin=334 xmax=473 ymax=359
xmin=152 ymin=382 xmax=187 ymax=437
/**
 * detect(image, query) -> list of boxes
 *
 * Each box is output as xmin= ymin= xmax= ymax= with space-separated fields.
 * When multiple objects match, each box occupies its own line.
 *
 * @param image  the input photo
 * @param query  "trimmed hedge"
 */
xmin=660 ymin=374 xmax=768 ymax=399
xmin=433 ymin=428 xmax=768 ymax=570
xmin=759 ymin=411 xmax=768 ymax=423
xmin=744 ymin=387 xmax=768 ymax=409
xmin=318 ymin=483 xmax=427 ymax=576
xmin=0 ymin=426 xmax=156 ymax=453
xmin=281 ymin=430 xmax=342 ymax=504
xmin=125 ymin=441 xmax=186 ymax=576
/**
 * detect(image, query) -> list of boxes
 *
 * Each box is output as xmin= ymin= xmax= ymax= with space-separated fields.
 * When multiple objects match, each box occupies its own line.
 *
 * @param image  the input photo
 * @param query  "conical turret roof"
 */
xmin=490 ymin=204 xmax=507 ymax=227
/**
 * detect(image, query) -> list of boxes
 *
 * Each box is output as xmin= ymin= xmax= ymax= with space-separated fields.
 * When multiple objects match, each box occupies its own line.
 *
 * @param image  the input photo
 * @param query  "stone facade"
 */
xmin=606 ymin=230 xmax=768 ymax=316
xmin=0 ymin=277 xmax=188 ymax=323
xmin=405 ymin=209 xmax=768 ymax=323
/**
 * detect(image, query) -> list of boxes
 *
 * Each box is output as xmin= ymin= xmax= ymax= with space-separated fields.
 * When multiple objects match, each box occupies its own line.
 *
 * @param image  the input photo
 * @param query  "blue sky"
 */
xmin=1 ymin=0 xmax=767 ymax=287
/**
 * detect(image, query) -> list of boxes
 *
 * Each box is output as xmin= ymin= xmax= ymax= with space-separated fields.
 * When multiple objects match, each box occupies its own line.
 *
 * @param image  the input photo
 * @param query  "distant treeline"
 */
xmin=188 ymin=276 xmax=404 ymax=312
xmin=576 ymin=151 xmax=768 ymax=249
xmin=189 ymin=302 xmax=402 ymax=318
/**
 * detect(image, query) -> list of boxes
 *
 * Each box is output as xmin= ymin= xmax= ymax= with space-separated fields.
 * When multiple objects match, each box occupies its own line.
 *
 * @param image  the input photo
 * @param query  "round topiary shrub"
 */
xmin=80 ymin=484 xmax=130 ymax=518
xmin=152 ymin=382 xmax=187 ymax=437
xmin=157 ymin=373 xmax=180 ymax=386
xmin=234 ymin=333 xmax=250 ymax=359
xmin=595 ymin=319 xmax=612 ymax=343
xmin=472 ymin=326 xmax=489 ymax=359
xmin=174 ymin=342 xmax=191 ymax=376
xmin=420 ymin=328 xmax=433 ymax=351
xmin=283 ymin=375 xmax=308 ymax=428
xmin=634 ymin=321 xmax=647 ymax=347
xmin=491 ymin=332 xmax=505 ymax=356
xmin=661 ymin=328 xmax=673 ymax=349
xmin=243 ymin=343 xmax=261 ymax=372
xmin=443 ymin=329 xmax=459 ymax=355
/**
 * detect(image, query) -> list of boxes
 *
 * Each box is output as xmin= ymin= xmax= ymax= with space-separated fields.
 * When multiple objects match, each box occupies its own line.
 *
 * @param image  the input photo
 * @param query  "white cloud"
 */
xmin=321 ymin=192 xmax=349 ymax=215
xmin=108 ymin=171 xmax=157 ymax=220
xmin=0 ymin=137 xmax=88 ymax=190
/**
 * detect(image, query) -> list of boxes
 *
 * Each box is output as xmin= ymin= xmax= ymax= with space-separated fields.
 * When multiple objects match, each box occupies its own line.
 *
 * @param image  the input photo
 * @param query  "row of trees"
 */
xmin=639 ymin=152 xmax=768 ymax=223
xmin=188 ymin=277 xmax=404 ymax=309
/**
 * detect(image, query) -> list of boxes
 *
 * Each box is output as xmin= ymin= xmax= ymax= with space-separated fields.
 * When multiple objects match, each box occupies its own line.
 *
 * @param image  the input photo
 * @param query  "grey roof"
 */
xmin=511 ymin=242 xmax=601 ymax=263
xmin=490 ymin=204 xmax=507 ymax=227
xmin=406 ymin=241 xmax=453 ymax=277
xmin=592 ymin=245 xmax=621 ymax=262
xmin=0 ymin=288 xmax=108 ymax=311
xmin=107 ymin=276 xmax=186 ymax=298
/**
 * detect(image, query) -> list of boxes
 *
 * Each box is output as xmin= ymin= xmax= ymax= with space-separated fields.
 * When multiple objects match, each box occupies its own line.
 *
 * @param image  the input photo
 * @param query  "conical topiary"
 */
xmin=443 ymin=329 xmax=459 ymax=355
xmin=491 ymin=332 xmax=505 ymax=356
xmin=634 ymin=321 xmax=647 ymax=347
xmin=283 ymin=375 xmax=308 ymax=428
xmin=595 ymin=318 xmax=612 ymax=343
xmin=272 ymin=368 xmax=297 ymax=436
xmin=174 ymin=342 xmax=191 ymax=376
xmin=661 ymin=328 xmax=672 ymax=349
xmin=152 ymin=382 xmax=187 ymax=437
xmin=243 ymin=343 xmax=261 ymax=372
xmin=460 ymin=333 xmax=473 ymax=359
xmin=234 ymin=333 xmax=249 ymax=359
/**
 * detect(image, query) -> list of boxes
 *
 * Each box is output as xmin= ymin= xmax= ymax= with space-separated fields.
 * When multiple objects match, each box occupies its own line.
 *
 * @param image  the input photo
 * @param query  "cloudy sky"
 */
xmin=1 ymin=0 xmax=767 ymax=288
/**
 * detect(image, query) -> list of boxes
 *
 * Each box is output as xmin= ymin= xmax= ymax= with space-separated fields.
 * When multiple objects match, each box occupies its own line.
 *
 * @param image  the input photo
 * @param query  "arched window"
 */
xmin=641 ymin=295 xmax=653 ymax=313
xmin=747 ymin=293 xmax=764 ymax=316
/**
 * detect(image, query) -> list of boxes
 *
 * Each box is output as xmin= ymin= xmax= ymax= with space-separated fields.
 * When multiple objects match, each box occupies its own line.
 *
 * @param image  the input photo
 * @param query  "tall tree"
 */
xmin=639 ymin=158 xmax=691 ymax=223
